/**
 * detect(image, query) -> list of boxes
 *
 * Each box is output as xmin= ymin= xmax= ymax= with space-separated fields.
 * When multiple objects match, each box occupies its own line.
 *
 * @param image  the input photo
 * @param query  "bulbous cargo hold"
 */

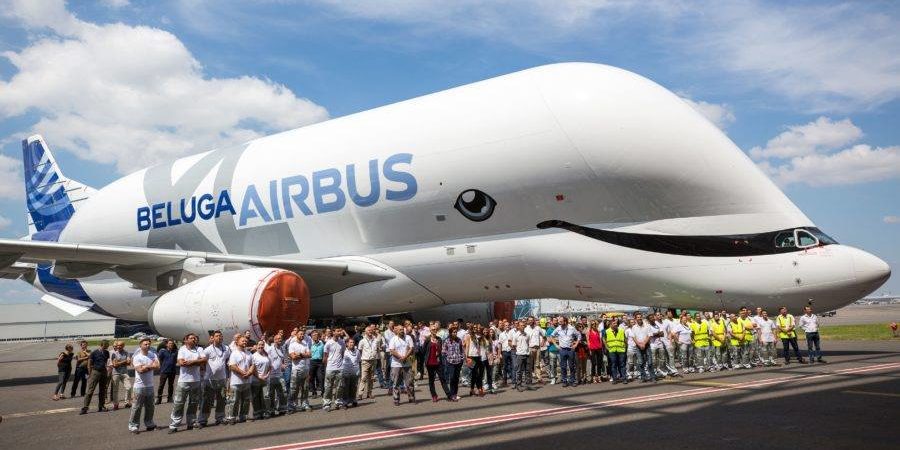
xmin=148 ymin=268 xmax=310 ymax=340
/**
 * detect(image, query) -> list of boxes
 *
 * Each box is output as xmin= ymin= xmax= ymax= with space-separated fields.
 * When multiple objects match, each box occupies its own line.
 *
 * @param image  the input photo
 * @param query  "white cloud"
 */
xmin=0 ymin=154 xmax=23 ymax=200
xmin=884 ymin=216 xmax=900 ymax=224
xmin=752 ymin=117 xmax=900 ymax=187
xmin=749 ymin=117 xmax=862 ymax=160
xmin=695 ymin=4 xmax=900 ymax=112
xmin=762 ymin=144 xmax=900 ymax=187
xmin=102 ymin=0 xmax=130 ymax=8
xmin=679 ymin=96 xmax=735 ymax=129
xmin=0 ymin=0 xmax=329 ymax=174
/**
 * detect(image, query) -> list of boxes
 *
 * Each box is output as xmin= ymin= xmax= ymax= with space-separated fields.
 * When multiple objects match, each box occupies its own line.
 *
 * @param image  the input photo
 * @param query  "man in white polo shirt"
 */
xmin=798 ymin=306 xmax=826 ymax=364
xmin=388 ymin=324 xmax=416 ymax=405
xmin=198 ymin=330 xmax=230 ymax=427
xmin=288 ymin=331 xmax=312 ymax=412
xmin=267 ymin=334 xmax=288 ymax=415
xmin=525 ymin=317 xmax=545 ymax=385
xmin=226 ymin=335 xmax=254 ymax=423
xmin=128 ymin=337 xmax=159 ymax=434
xmin=756 ymin=310 xmax=778 ymax=366
xmin=550 ymin=317 xmax=580 ymax=387
xmin=169 ymin=333 xmax=206 ymax=433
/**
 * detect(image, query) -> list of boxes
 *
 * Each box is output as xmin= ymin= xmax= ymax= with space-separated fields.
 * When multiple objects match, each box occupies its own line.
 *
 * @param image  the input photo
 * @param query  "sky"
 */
xmin=0 ymin=0 xmax=897 ymax=304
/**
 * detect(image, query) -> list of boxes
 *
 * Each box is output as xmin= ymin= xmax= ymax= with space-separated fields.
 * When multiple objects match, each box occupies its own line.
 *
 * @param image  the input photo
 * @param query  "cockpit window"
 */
xmin=796 ymin=229 xmax=819 ymax=248
xmin=808 ymin=227 xmax=838 ymax=245
xmin=774 ymin=231 xmax=795 ymax=248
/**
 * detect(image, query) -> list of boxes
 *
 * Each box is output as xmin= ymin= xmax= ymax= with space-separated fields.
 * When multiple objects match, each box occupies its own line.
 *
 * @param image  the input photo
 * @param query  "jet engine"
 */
xmin=148 ymin=268 xmax=309 ymax=340
xmin=407 ymin=301 xmax=516 ymax=324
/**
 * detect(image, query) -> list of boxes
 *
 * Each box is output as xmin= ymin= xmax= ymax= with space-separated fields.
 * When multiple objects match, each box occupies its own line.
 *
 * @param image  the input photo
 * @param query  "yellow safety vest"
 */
xmin=741 ymin=317 xmax=755 ymax=335
xmin=777 ymin=315 xmax=796 ymax=339
xmin=729 ymin=320 xmax=745 ymax=346
xmin=690 ymin=321 xmax=710 ymax=348
xmin=711 ymin=319 xmax=727 ymax=347
xmin=605 ymin=328 xmax=625 ymax=353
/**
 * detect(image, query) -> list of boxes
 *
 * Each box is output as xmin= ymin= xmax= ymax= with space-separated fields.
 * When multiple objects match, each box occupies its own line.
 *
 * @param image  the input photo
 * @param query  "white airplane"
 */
xmin=1 ymin=63 xmax=890 ymax=340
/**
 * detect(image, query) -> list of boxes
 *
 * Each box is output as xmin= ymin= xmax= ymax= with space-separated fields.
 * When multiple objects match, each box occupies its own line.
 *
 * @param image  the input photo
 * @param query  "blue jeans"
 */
xmin=608 ymin=352 xmax=626 ymax=381
xmin=558 ymin=348 xmax=577 ymax=385
xmin=502 ymin=351 xmax=514 ymax=383
xmin=444 ymin=363 xmax=462 ymax=397
xmin=635 ymin=347 xmax=655 ymax=381
xmin=805 ymin=332 xmax=822 ymax=360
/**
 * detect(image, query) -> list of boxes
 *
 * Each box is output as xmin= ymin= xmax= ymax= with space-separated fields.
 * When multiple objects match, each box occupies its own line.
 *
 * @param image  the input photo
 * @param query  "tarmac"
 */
xmin=0 ymin=339 xmax=898 ymax=450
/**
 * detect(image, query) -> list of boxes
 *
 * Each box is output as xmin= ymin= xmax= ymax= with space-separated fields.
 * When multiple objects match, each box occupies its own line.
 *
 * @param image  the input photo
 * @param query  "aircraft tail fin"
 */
xmin=22 ymin=135 xmax=94 ymax=235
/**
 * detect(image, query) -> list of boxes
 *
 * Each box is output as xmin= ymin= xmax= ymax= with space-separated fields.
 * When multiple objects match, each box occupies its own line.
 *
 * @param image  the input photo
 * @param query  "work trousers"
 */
xmin=711 ymin=345 xmax=728 ymax=368
xmin=608 ymin=351 xmax=626 ymax=381
xmin=110 ymin=372 xmax=131 ymax=404
xmin=731 ymin=342 xmax=750 ymax=366
xmin=558 ymin=348 xmax=577 ymax=385
xmin=289 ymin=368 xmax=310 ymax=410
xmin=678 ymin=343 xmax=693 ymax=370
xmin=226 ymin=383 xmax=251 ymax=422
xmin=693 ymin=345 xmax=710 ymax=370
xmin=83 ymin=369 xmax=109 ymax=409
xmin=70 ymin=365 xmax=88 ymax=397
xmin=390 ymin=366 xmax=414 ymax=401
xmin=157 ymin=372 xmax=176 ymax=401
xmin=652 ymin=347 xmax=668 ymax=375
xmin=805 ymin=332 xmax=822 ymax=360
xmin=358 ymin=359 xmax=377 ymax=399
xmin=427 ymin=364 xmax=451 ymax=398
xmin=341 ymin=374 xmax=358 ymax=405
xmin=664 ymin=344 xmax=678 ymax=373
xmin=760 ymin=341 xmax=777 ymax=364
xmin=250 ymin=381 xmax=270 ymax=419
xmin=169 ymin=381 xmax=201 ymax=429
xmin=444 ymin=362 xmax=462 ymax=398
xmin=267 ymin=375 xmax=287 ymax=414
xmin=128 ymin=386 xmax=156 ymax=431
xmin=199 ymin=378 xmax=227 ymax=424
xmin=323 ymin=369 xmax=343 ymax=407
xmin=626 ymin=349 xmax=638 ymax=376
xmin=54 ymin=370 xmax=71 ymax=396
xmin=781 ymin=337 xmax=803 ymax=362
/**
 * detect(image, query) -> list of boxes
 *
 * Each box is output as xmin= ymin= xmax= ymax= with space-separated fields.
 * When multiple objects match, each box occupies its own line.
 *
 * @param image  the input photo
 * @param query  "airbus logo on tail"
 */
xmin=137 ymin=153 xmax=417 ymax=231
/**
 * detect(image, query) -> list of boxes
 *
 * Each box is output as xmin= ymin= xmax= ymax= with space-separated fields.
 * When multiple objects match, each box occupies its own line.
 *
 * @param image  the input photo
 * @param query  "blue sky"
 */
xmin=0 ymin=0 xmax=897 ymax=304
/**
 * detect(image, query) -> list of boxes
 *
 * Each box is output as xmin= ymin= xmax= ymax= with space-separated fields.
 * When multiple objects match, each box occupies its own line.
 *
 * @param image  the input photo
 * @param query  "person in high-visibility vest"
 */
xmin=736 ymin=308 xmax=755 ymax=369
xmin=709 ymin=312 xmax=729 ymax=371
xmin=727 ymin=314 xmax=748 ymax=368
xmin=603 ymin=320 xmax=627 ymax=384
xmin=689 ymin=313 xmax=711 ymax=373
xmin=776 ymin=307 xmax=806 ymax=364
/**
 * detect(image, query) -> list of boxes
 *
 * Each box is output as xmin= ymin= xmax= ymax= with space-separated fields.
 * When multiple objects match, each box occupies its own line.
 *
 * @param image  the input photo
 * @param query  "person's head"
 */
xmin=516 ymin=321 xmax=525 ymax=332
xmin=114 ymin=340 xmax=124 ymax=351
xmin=166 ymin=339 xmax=175 ymax=350
xmin=395 ymin=324 xmax=405 ymax=336
xmin=740 ymin=307 xmax=749 ymax=318
xmin=611 ymin=319 xmax=619 ymax=330
xmin=139 ymin=337 xmax=151 ymax=352
xmin=779 ymin=306 xmax=788 ymax=316
xmin=274 ymin=333 xmax=283 ymax=345
xmin=65 ymin=343 xmax=73 ymax=352
xmin=730 ymin=313 xmax=738 ymax=322
xmin=755 ymin=307 xmax=762 ymax=315
xmin=346 ymin=338 xmax=356 ymax=350
xmin=635 ymin=312 xmax=643 ymax=324
xmin=804 ymin=306 xmax=813 ymax=315
xmin=311 ymin=330 xmax=320 ymax=341
xmin=761 ymin=310 xmax=769 ymax=319
xmin=680 ymin=315 xmax=689 ymax=324
xmin=693 ymin=312 xmax=702 ymax=322
xmin=183 ymin=333 xmax=197 ymax=347
xmin=100 ymin=339 xmax=109 ymax=349
xmin=210 ymin=330 xmax=222 ymax=345
xmin=560 ymin=316 xmax=569 ymax=327
xmin=78 ymin=340 xmax=87 ymax=350
xmin=256 ymin=341 xmax=266 ymax=353
xmin=666 ymin=310 xmax=674 ymax=319
xmin=244 ymin=330 xmax=252 ymax=339
xmin=236 ymin=335 xmax=247 ymax=349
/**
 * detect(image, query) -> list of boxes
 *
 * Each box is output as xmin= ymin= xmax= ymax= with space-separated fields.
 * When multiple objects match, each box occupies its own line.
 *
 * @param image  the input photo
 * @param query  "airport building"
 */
xmin=0 ymin=302 xmax=115 ymax=342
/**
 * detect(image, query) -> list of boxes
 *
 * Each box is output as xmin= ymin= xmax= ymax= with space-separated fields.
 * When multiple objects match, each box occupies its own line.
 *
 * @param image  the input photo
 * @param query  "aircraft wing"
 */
xmin=0 ymin=238 xmax=393 ymax=296
xmin=0 ymin=261 xmax=36 ymax=280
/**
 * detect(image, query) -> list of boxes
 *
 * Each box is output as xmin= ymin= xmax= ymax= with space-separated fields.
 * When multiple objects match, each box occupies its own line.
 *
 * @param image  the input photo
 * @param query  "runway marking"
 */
xmin=843 ymin=389 xmax=900 ymax=399
xmin=682 ymin=380 xmax=734 ymax=387
xmin=255 ymin=362 xmax=900 ymax=450
xmin=4 ymin=407 xmax=79 ymax=418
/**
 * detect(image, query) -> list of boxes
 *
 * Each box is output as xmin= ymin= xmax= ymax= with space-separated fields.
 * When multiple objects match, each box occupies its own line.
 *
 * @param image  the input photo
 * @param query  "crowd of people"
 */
xmin=50 ymin=305 xmax=827 ymax=434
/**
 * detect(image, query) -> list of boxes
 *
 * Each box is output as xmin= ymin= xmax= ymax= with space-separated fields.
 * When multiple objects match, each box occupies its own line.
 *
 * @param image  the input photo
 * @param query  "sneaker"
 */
xmin=79 ymin=407 xmax=87 ymax=415
xmin=113 ymin=404 xmax=119 ymax=411
xmin=168 ymin=428 xmax=177 ymax=434
xmin=744 ymin=364 xmax=752 ymax=369
xmin=550 ymin=379 xmax=556 ymax=385
xmin=698 ymin=368 xmax=704 ymax=373
xmin=432 ymin=395 xmax=438 ymax=402
xmin=125 ymin=403 xmax=132 ymax=408
xmin=322 ymin=406 xmax=331 ymax=412
xmin=146 ymin=425 xmax=157 ymax=431
xmin=130 ymin=429 xmax=139 ymax=434
xmin=393 ymin=400 xmax=400 ymax=406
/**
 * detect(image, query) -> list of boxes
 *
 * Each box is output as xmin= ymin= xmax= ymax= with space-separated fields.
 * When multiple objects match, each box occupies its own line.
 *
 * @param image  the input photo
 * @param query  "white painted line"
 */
xmin=254 ymin=362 xmax=900 ymax=450
xmin=4 ymin=407 xmax=79 ymax=418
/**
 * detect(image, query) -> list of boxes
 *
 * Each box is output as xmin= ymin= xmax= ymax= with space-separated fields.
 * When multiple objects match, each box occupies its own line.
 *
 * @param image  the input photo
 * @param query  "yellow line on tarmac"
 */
xmin=844 ymin=390 xmax=900 ymax=399
xmin=4 ymin=407 xmax=79 ymax=419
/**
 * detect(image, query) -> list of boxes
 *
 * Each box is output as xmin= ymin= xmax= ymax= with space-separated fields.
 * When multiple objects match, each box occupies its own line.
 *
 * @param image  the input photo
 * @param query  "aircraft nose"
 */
xmin=850 ymin=247 xmax=891 ymax=290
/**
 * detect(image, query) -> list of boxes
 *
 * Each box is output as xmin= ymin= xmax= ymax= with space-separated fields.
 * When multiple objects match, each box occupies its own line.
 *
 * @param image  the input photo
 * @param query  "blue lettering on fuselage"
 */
xmin=137 ymin=153 xmax=417 ymax=231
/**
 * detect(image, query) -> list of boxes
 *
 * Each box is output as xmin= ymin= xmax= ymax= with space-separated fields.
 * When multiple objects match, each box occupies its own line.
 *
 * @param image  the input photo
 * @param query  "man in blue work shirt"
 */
xmin=80 ymin=340 xmax=110 ymax=414
xmin=156 ymin=340 xmax=178 ymax=404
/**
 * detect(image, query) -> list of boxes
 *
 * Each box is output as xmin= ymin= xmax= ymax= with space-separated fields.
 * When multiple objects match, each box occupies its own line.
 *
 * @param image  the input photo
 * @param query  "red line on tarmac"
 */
xmin=255 ymin=362 xmax=900 ymax=450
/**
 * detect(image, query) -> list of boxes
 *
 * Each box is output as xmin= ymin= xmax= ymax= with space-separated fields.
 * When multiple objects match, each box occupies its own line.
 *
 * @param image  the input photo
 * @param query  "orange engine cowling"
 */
xmin=149 ymin=268 xmax=310 ymax=342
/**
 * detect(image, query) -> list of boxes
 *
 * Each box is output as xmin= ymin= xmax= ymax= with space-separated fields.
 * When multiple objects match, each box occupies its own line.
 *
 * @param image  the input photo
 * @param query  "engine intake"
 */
xmin=148 ymin=268 xmax=309 ymax=341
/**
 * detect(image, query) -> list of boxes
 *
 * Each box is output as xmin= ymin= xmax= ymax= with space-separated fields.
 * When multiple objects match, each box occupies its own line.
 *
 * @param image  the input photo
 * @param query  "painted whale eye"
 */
xmin=454 ymin=189 xmax=496 ymax=222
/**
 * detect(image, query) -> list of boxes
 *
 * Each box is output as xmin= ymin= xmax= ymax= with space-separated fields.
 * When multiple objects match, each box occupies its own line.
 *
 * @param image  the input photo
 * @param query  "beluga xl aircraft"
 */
xmin=1 ymin=63 xmax=890 ymax=339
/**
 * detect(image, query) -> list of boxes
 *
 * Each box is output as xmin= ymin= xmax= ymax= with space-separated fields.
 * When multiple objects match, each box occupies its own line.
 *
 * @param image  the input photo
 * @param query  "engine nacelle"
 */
xmin=148 ymin=268 xmax=310 ymax=341
xmin=407 ymin=301 xmax=515 ymax=324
